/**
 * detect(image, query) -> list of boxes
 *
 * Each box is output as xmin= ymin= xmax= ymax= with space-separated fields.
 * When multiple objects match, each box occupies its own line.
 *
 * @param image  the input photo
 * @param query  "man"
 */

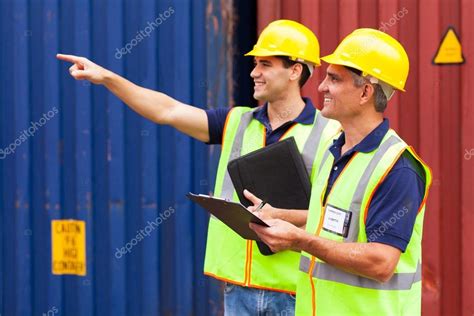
xmin=251 ymin=28 xmax=432 ymax=316
xmin=57 ymin=20 xmax=340 ymax=315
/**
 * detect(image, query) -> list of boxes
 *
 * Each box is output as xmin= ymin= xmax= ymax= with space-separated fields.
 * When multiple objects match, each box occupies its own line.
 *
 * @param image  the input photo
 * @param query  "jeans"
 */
xmin=224 ymin=283 xmax=295 ymax=316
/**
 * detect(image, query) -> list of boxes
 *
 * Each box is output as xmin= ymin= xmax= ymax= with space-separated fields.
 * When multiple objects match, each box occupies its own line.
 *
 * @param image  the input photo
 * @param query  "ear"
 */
xmin=289 ymin=63 xmax=303 ymax=82
xmin=360 ymin=84 xmax=375 ymax=105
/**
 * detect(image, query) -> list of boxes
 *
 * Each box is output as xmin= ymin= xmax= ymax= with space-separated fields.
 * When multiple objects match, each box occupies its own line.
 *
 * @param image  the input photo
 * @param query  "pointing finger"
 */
xmin=56 ymin=53 xmax=84 ymax=65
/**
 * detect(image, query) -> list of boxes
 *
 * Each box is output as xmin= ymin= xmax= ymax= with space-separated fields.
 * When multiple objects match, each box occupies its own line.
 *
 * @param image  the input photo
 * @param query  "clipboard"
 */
xmin=186 ymin=192 xmax=269 ymax=241
xmin=227 ymin=136 xmax=310 ymax=255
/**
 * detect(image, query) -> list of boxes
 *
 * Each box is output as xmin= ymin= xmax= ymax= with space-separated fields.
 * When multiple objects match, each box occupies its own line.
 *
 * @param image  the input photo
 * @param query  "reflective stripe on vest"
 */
xmin=295 ymin=129 xmax=431 ymax=315
xmin=313 ymin=134 xmax=402 ymax=241
xmin=204 ymin=105 xmax=342 ymax=293
xmin=299 ymin=256 xmax=421 ymax=290
xmin=344 ymin=135 xmax=402 ymax=242
xmin=220 ymin=111 xmax=254 ymax=199
xmin=221 ymin=110 xmax=331 ymax=200
xmin=318 ymin=148 xmax=332 ymax=175
xmin=299 ymin=134 xmax=420 ymax=290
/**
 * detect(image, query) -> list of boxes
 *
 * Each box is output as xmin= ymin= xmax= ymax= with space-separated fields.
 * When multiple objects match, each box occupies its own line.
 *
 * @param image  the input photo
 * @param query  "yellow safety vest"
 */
xmin=204 ymin=106 xmax=340 ymax=293
xmin=296 ymin=129 xmax=432 ymax=315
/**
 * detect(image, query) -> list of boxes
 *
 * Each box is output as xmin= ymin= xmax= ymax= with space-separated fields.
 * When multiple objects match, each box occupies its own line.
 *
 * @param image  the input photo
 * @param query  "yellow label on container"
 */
xmin=433 ymin=27 xmax=464 ymax=64
xmin=51 ymin=220 xmax=86 ymax=276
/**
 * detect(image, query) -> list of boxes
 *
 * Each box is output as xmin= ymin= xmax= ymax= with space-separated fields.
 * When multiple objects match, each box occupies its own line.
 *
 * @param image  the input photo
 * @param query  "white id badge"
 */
xmin=322 ymin=204 xmax=352 ymax=237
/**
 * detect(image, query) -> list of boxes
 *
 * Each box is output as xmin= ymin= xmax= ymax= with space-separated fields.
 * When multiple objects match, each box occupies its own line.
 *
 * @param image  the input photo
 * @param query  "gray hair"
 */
xmin=350 ymin=72 xmax=388 ymax=113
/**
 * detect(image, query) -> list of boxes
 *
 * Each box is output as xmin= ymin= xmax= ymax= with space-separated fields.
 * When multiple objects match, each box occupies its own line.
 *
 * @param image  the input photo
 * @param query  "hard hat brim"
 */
xmin=321 ymin=54 xmax=363 ymax=72
xmin=321 ymin=54 xmax=406 ymax=91
xmin=245 ymin=48 xmax=320 ymax=66
xmin=245 ymin=47 xmax=289 ymax=57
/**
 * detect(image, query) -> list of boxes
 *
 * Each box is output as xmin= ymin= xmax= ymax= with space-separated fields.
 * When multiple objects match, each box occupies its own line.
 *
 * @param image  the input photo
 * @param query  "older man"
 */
xmin=251 ymin=29 xmax=432 ymax=316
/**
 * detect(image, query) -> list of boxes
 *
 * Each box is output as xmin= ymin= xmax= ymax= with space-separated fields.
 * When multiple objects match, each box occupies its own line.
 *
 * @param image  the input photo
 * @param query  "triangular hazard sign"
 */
xmin=433 ymin=27 xmax=464 ymax=65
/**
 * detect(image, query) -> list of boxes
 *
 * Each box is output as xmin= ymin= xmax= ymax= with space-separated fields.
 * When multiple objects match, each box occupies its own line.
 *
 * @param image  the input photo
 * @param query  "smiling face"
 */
xmin=318 ymin=64 xmax=370 ymax=121
xmin=250 ymin=56 xmax=298 ymax=102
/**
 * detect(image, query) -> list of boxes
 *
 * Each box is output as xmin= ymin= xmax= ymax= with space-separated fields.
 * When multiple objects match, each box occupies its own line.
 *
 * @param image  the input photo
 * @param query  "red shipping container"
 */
xmin=256 ymin=1 xmax=474 ymax=315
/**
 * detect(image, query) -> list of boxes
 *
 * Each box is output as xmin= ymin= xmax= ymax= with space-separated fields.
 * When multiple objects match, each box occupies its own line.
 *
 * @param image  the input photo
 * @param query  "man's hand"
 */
xmin=57 ymin=54 xmax=110 ymax=84
xmin=251 ymin=218 xmax=402 ymax=282
xmin=244 ymin=189 xmax=277 ymax=220
xmin=244 ymin=189 xmax=309 ymax=227
xmin=250 ymin=219 xmax=304 ymax=253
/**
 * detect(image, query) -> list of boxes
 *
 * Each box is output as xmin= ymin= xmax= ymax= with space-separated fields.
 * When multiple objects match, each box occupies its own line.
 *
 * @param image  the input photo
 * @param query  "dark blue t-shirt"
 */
xmin=206 ymin=103 xmax=425 ymax=252
xmin=205 ymin=97 xmax=316 ymax=146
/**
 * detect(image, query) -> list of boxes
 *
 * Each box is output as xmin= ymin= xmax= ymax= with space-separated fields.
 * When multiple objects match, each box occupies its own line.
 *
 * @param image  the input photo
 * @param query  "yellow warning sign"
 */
xmin=433 ymin=27 xmax=464 ymax=64
xmin=51 ymin=220 xmax=86 ymax=276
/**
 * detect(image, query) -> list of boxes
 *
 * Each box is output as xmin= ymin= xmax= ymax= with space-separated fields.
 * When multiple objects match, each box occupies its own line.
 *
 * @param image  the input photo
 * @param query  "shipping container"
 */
xmin=0 ymin=0 xmax=235 ymax=315
xmin=1 ymin=0 xmax=473 ymax=315
xmin=256 ymin=0 xmax=473 ymax=315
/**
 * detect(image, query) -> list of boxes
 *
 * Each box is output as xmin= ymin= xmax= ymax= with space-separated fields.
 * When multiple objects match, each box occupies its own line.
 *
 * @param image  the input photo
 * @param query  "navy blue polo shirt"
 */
xmin=324 ymin=119 xmax=426 ymax=252
xmin=205 ymin=97 xmax=316 ymax=145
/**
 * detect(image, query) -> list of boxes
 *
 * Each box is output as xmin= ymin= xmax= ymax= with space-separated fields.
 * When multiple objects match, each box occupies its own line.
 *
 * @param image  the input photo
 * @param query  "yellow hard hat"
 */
xmin=245 ymin=19 xmax=320 ymax=66
xmin=321 ymin=28 xmax=409 ymax=91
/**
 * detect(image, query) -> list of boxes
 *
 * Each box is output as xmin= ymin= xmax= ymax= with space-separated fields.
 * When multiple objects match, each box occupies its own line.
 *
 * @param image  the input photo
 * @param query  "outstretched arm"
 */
xmin=57 ymin=54 xmax=210 ymax=142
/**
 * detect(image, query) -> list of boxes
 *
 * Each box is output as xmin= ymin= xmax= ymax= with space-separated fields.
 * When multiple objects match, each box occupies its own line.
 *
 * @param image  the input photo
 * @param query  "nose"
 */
xmin=318 ymin=77 xmax=329 ymax=93
xmin=250 ymin=65 xmax=260 ymax=79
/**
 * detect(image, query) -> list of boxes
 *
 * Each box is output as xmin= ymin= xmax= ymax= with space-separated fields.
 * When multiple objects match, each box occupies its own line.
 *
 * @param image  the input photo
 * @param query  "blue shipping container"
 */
xmin=0 ymin=0 xmax=234 ymax=315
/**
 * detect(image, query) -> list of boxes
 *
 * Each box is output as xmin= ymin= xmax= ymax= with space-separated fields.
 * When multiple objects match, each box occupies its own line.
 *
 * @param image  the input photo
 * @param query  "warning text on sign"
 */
xmin=51 ymin=220 xmax=86 ymax=276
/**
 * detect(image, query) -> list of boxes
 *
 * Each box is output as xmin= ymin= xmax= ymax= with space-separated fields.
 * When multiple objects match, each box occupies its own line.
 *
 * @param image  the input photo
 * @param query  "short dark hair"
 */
xmin=275 ymin=56 xmax=311 ymax=87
